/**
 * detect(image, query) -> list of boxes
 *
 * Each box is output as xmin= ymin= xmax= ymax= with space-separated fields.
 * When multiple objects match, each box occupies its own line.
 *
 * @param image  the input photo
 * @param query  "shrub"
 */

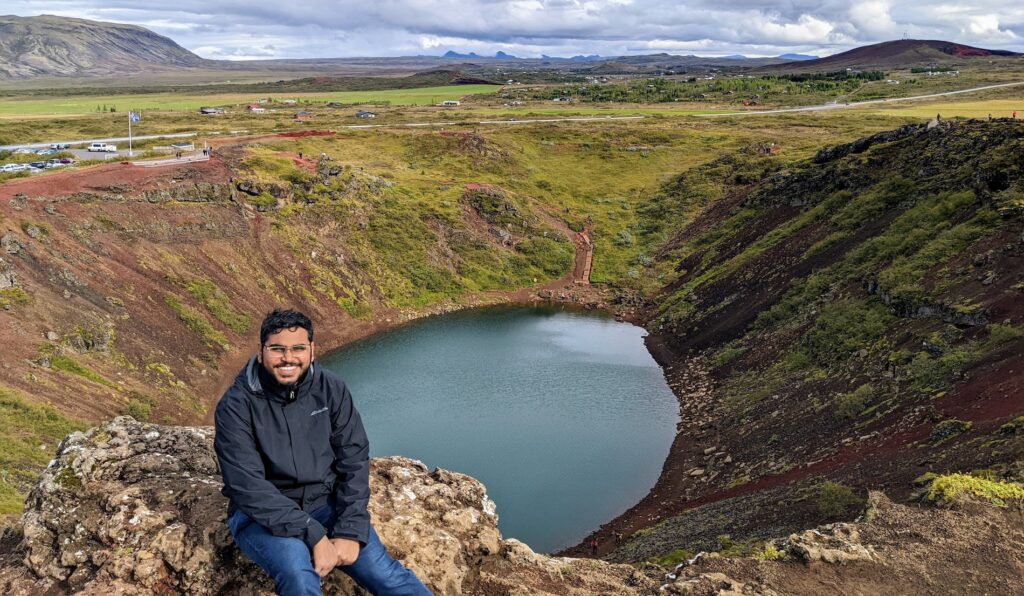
xmin=614 ymin=230 xmax=634 ymax=247
xmin=125 ymin=399 xmax=152 ymax=421
xmin=816 ymin=481 xmax=862 ymax=517
xmin=929 ymin=419 xmax=972 ymax=445
xmin=835 ymin=384 xmax=873 ymax=418
xmin=924 ymin=474 xmax=1024 ymax=506
xmin=755 ymin=544 xmax=787 ymax=561
xmin=165 ymin=295 xmax=229 ymax=349
xmin=711 ymin=346 xmax=748 ymax=368
xmin=50 ymin=355 xmax=115 ymax=388
xmin=185 ymin=279 xmax=251 ymax=333
xmin=650 ymin=548 xmax=696 ymax=567
xmin=0 ymin=288 xmax=31 ymax=309
xmin=804 ymin=299 xmax=894 ymax=366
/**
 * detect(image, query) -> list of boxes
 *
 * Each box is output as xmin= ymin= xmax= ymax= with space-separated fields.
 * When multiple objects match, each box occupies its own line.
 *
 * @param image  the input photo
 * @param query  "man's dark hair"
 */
xmin=260 ymin=309 xmax=314 ymax=345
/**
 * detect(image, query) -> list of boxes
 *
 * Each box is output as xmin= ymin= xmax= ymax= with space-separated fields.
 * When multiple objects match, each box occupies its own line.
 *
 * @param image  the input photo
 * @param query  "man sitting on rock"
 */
xmin=214 ymin=308 xmax=431 ymax=595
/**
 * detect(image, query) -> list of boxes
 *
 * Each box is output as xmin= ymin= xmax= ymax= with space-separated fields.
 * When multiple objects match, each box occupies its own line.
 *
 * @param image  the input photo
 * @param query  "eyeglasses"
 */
xmin=263 ymin=344 xmax=310 ymax=357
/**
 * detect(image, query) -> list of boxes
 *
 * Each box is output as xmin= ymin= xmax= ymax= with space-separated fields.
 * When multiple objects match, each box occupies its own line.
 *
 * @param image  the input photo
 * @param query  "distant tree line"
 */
xmin=776 ymin=70 xmax=886 ymax=82
xmin=521 ymin=71 xmax=887 ymax=104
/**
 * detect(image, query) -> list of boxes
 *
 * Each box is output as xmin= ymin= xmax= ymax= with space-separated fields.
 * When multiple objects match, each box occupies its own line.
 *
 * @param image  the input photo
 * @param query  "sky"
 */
xmin=5 ymin=1 xmax=1024 ymax=60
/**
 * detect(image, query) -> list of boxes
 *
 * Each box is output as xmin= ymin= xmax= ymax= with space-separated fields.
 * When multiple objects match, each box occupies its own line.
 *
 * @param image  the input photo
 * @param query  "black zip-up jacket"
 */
xmin=214 ymin=356 xmax=370 ymax=550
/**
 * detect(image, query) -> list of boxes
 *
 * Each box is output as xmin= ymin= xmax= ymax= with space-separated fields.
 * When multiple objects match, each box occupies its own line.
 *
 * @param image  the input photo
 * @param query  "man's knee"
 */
xmin=348 ymin=549 xmax=426 ymax=594
xmin=273 ymin=563 xmax=320 ymax=596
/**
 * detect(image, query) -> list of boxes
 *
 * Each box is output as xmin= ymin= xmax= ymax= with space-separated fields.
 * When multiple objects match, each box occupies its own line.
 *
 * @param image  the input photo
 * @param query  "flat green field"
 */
xmin=0 ymin=84 xmax=500 ymax=116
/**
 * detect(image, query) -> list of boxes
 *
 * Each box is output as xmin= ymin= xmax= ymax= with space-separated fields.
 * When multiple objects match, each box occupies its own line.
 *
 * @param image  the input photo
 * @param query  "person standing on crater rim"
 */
xmin=214 ymin=308 xmax=431 ymax=595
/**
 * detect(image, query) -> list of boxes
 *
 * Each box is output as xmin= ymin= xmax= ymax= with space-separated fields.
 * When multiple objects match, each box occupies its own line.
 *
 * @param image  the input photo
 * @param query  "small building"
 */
xmin=355 ymin=111 xmax=377 ymax=118
xmin=294 ymin=111 xmax=313 ymax=121
xmin=199 ymin=107 xmax=225 ymax=115
xmin=247 ymin=105 xmax=265 ymax=113
xmin=440 ymin=100 xmax=461 ymax=107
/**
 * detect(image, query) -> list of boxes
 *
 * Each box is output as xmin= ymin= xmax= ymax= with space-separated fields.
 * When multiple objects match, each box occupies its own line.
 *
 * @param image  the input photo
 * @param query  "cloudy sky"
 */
xmin=6 ymin=1 xmax=1024 ymax=60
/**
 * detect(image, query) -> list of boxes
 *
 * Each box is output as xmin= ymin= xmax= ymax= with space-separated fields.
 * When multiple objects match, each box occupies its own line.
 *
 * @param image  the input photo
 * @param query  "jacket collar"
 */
xmin=243 ymin=355 xmax=318 ymax=402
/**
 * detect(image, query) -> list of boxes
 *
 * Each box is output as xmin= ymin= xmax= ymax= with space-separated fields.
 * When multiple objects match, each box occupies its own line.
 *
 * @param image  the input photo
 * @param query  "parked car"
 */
xmin=58 ymin=157 xmax=75 ymax=164
xmin=45 ymin=159 xmax=66 ymax=168
xmin=13 ymin=148 xmax=34 ymax=155
xmin=87 ymin=142 xmax=117 ymax=152
xmin=50 ymin=143 xmax=71 ymax=150
xmin=9 ymin=164 xmax=32 ymax=172
xmin=0 ymin=163 xmax=19 ymax=172
xmin=30 ymin=161 xmax=47 ymax=169
xmin=35 ymin=148 xmax=57 ymax=156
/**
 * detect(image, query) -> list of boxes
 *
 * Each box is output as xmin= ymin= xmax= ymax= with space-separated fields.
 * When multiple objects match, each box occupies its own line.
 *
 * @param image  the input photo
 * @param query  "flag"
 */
xmin=129 ymin=111 xmax=141 ymax=123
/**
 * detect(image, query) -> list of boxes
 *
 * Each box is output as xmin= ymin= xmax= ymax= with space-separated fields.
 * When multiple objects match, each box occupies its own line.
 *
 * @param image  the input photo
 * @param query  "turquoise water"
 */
xmin=320 ymin=305 xmax=678 ymax=553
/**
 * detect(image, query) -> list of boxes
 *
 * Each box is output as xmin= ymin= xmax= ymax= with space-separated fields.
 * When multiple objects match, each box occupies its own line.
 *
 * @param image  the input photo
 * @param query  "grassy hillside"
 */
xmin=0 ymin=15 xmax=206 ymax=79
xmin=0 ymin=108 xmax=918 ymax=512
xmin=584 ymin=118 xmax=1024 ymax=560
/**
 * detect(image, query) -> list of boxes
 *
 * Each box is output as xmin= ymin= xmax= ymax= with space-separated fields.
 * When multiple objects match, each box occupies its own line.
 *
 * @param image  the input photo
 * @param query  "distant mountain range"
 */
xmin=0 ymin=15 xmax=1019 ymax=81
xmin=443 ymin=50 xmax=604 ymax=61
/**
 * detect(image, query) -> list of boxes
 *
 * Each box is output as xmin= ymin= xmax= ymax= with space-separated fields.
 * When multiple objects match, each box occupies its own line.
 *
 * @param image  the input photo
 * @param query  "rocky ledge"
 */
xmin=0 ymin=417 xmax=658 ymax=595
xmin=3 ymin=418 xmax=1023 ymax=595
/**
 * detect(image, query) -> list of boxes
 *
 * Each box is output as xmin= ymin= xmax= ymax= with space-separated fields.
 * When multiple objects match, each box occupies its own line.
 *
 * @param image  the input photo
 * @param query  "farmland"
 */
xmin=0 ymin=84 xmax=499 ymax=117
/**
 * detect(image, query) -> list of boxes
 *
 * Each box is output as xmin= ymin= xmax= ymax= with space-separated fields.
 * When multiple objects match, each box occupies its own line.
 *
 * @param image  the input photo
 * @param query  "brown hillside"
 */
xmin=563 ymin=119 xmax=1024 ymax=565
xmin=758 ymin=39 xmax=1022 ymax=73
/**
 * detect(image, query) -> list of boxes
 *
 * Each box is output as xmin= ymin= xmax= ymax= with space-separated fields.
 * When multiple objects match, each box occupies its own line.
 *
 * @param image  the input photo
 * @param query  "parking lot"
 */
xmin=69 ymin=148 xmax=125 ymax=161
xmin=1 ymin=146 xmax=126 ymax=175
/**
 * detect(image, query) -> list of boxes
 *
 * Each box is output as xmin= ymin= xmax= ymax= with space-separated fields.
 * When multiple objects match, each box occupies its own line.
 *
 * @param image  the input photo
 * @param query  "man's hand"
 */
xmin=330 ymin=537 xmax=361 ymax=566
xmin=312 ymin=536 xmax=338 ymax=577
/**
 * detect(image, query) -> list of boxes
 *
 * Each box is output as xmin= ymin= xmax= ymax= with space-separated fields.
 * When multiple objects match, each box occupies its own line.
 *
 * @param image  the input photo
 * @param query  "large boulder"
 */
xmin=3 ymin=417 xmax=657 ymax=595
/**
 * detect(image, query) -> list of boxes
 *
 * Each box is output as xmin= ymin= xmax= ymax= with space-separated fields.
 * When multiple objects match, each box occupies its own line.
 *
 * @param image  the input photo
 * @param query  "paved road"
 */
xmin=698 ymin=81 xmax=1024 ymax=117
xmin=0 ymin=132 xmax=197 ymax=152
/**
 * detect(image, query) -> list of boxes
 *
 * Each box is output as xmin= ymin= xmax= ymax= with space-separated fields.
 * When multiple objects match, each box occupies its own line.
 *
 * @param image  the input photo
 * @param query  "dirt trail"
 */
xmin=575 ymin=229 xmax=593 ymax=284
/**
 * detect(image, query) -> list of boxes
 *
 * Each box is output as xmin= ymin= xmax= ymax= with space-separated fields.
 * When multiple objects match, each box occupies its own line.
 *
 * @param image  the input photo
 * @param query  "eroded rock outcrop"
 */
xmin=2 ymin=417 xmax=658 ymax=595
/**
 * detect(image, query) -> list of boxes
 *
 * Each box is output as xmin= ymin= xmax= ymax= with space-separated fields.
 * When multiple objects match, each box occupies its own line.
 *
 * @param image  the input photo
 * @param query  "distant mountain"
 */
xmin=539 ymin=54 xmax=604 ymax=62
xmin=760 ymin=39 xmax=1021 ymax=72
xmin=777 ymin=53 xmax=818 ymax=61
xmin=442 ymin=51 xmax=481 ymax=59
xmin=0 ymin=14 xmax=207 ymax=79
xmin=442 ymin=51 xmax=519 ymax=60
xmin=720 ymin=54 xmax=748 ymax=60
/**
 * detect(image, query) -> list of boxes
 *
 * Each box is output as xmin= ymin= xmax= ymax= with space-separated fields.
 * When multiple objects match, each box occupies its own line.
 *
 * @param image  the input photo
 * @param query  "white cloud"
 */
xmin=2 ymin=0 xmax=1023 ymax=59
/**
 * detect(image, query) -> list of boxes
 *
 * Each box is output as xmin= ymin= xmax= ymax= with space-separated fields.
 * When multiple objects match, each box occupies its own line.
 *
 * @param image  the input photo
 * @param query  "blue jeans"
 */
xmin=228 ymin=504 xmax=431 ymax=596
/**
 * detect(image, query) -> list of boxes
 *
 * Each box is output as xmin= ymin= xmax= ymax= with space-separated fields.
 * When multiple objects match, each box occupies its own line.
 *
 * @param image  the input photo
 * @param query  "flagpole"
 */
xmin=128 ymin=111 xmax=133 ymax=157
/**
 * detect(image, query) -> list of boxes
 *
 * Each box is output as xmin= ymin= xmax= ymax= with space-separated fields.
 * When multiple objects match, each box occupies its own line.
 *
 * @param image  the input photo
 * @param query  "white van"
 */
xmin=88 ymin=142 xmax=117 ymax=152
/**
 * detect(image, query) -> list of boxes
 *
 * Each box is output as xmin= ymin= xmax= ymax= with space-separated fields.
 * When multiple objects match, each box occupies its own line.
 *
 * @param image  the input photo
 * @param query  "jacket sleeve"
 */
xmin=214 ymin=394 xmax=327 ymax=550
xmin=329 ymin=381 xmax=371 ymax=545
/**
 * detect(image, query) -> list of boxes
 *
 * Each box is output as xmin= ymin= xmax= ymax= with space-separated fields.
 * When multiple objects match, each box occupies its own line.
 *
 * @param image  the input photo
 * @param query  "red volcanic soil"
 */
xmin=275 ymin=130 xmax=336 ymax=138
xmin=0 ymin=158 xmax=233 ymax=201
